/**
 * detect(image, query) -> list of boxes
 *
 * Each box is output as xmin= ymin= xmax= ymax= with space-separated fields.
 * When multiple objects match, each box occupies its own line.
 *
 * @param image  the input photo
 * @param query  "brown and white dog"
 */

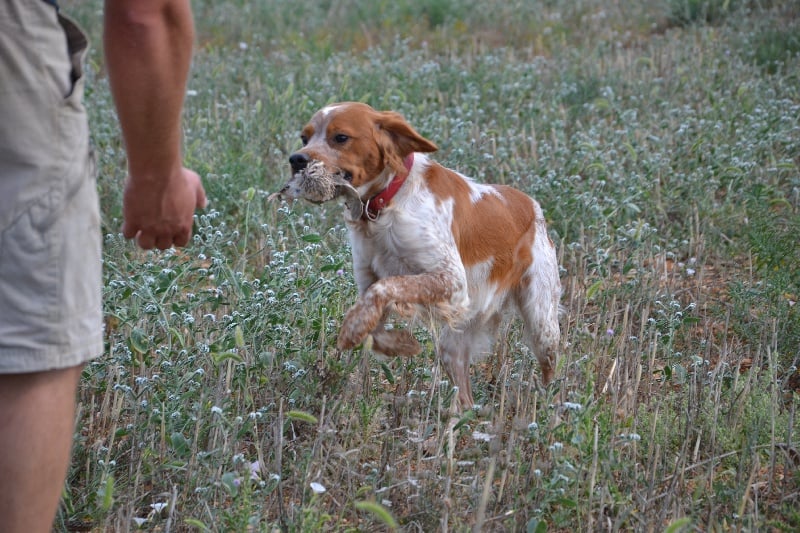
xmin=288 ymin=102 xmax=561 ymax=409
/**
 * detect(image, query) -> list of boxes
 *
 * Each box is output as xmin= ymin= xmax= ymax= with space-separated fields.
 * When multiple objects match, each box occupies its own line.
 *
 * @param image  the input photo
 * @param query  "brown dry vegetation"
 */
xmin=60 ymin=0 xmax=800 ymax=531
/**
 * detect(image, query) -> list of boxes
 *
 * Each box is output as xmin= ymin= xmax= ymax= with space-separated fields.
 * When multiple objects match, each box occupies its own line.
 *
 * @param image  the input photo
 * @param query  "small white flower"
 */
xmin=210 ymin=405 xmax=223 ymax=415
xmin=310 ymin=482 xmax=326 ymax=494
xmin=472 ymin=431 xmax=495 ymax=442
xmin=133 ymin=517 xmax=148 ymax=527
xmin=150 ymin=502 xmax=168 ymax=513
xmin=239 ymin=42 xmax=248 ymax=50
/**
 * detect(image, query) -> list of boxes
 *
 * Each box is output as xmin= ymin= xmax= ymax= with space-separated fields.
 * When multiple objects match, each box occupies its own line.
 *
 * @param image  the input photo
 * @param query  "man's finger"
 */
xmin=136 ymin=232 xmax=155 ymax=250
xmin=196 ymin=185 xmax=207 ymax=209
xmin=154 ymin=234 xmax=172 ymax=250
xmin=121 ymin=220 xmax=137 ymax=239
xmin=192 ymin=172 xmax=207 ymax=209
xmin=173 ymin=230 xmax=190 ymax=248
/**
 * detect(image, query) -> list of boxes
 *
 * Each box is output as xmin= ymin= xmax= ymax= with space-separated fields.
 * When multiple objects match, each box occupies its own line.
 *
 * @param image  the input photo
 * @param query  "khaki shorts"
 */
xmin=0 ymin=0 xmax=103 ymax=372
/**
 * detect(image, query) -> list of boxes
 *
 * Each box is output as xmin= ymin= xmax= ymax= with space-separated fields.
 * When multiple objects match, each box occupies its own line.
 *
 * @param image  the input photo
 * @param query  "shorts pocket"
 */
xmin=55 ymin=12 xmax=94 ymax=197
xmin=0 ymin=187 xmax=63 ymax=320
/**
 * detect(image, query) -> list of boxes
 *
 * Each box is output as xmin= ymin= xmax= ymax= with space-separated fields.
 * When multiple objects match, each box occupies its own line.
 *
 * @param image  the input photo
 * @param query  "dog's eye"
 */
xmin=300 ymin=135 xmax=309 ymax=146
xmin=333 ymin=133 xmax=349 ymax=144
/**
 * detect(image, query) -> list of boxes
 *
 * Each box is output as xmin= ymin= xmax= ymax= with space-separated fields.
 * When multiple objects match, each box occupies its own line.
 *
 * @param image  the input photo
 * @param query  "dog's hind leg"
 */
xmin=513 ymin=256 xmax=561 ymax=385
xmin=437 ymin=313 xmax=502 ymax=410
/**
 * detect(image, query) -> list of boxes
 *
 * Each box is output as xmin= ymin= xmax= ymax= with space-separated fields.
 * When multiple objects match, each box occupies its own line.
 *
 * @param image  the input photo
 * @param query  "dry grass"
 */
xmin=58 ymin=0 xmax=800 ymax=530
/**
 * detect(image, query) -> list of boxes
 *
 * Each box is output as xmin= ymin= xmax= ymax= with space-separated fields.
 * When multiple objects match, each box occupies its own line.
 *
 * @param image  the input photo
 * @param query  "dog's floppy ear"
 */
xmin=375 ymin=111 xmax=438 ymax=174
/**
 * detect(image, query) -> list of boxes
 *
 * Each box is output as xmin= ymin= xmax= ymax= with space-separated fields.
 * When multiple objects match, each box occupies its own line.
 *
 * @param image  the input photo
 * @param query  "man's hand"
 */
xmin=105 ymin=0 xmax=201 ymax=251
xmin=122 ymin=167 xmax=207 ymax=250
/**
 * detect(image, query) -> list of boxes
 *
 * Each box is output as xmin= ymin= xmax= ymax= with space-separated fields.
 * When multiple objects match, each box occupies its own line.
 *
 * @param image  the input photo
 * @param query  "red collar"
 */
xmin=362 ymin=153 xmax=414 ymax=221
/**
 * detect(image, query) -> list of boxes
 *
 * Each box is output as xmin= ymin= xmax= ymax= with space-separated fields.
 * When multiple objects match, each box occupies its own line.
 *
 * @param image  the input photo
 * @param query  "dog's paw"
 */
xmin=371 ymin=328 xmax=422 ymax=357
xmin=337 ymin=298 xmax=384 ymax=350
xmin=336 ymin=324 xmax=364 ymax=350
xmin=337 ymin=308 xmax=371 ymax=350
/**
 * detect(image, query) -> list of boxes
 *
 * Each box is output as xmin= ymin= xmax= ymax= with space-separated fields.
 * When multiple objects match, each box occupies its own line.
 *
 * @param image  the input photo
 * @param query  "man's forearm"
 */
xmin=103 ymin=0 xmax=194 ymax=184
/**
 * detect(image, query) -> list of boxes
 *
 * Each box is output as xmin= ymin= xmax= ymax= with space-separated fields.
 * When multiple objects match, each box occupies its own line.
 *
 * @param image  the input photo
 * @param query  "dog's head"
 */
xmin=288 ymin=102 xmax=438 ymax=200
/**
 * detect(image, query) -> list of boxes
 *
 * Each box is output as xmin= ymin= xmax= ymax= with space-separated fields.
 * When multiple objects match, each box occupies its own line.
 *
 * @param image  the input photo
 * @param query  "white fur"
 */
xmin=347 ymin=156 xmax=470 ymax=321
xmin=294 ymin=104 xmax=564 ymax=408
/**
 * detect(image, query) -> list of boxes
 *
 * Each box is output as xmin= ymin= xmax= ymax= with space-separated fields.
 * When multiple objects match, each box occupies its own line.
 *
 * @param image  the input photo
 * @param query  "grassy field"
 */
xmin=61 ymin=0 xmax=799 ymax=531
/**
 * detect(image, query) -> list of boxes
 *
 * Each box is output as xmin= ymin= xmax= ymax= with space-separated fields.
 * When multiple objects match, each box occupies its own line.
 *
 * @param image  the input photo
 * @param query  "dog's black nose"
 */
xmin=289 ymin=152 xmax=311 ymax=173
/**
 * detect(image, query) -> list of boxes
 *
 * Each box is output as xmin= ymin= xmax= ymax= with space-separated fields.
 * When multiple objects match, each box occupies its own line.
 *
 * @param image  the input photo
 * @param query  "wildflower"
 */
xmin=472 ymin=431 xmax=495 ymax=442
xmin=310 ymin=482 xmax=327 ymax=494
xmin=249 ymin=461 xmax=261 ymax=481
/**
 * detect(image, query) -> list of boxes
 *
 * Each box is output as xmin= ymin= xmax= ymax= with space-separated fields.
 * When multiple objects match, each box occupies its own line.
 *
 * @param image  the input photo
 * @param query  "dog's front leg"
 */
xmin=337 ymin=272 xmax=456 ymax=350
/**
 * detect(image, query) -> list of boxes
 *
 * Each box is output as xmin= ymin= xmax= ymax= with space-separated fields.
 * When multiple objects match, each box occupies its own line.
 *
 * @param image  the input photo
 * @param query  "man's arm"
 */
xmin=104 ymin=0 xmax=206 ymax=250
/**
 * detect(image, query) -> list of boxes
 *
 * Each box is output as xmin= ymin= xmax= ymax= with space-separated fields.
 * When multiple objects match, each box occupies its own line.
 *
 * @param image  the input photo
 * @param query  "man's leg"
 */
xmin=0 ymin=365 xmax=84 ymax=533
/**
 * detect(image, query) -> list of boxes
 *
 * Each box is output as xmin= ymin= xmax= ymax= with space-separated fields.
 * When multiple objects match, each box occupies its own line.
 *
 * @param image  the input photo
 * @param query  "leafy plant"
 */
xmin=59 ymin=0 xmax=800 ymax=530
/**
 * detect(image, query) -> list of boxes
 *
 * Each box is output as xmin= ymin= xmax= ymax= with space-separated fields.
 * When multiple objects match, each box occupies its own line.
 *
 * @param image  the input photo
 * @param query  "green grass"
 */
xmin=60 ymin=0 xmax=799 ymax=530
